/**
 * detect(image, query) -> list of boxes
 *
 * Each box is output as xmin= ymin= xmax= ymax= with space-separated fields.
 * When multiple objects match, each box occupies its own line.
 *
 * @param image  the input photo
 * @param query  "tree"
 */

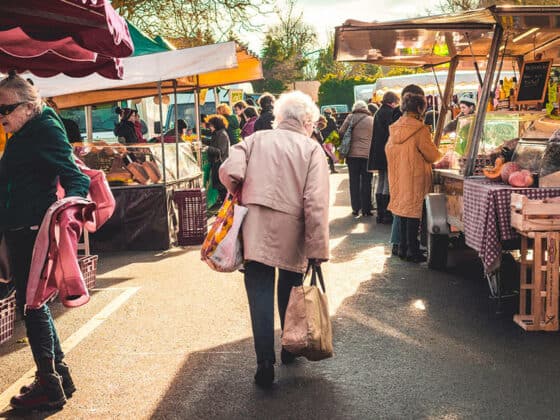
xmin=318 ymin=74 xmax=379 ymax=108
xmin=112 ymin=0 xmax=274 ymax=47
xmin=253 ymin=0 xmax=318 ymax=93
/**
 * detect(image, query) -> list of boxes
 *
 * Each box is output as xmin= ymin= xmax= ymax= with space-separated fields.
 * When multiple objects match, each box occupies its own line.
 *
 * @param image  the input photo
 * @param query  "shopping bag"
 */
xmin=338 ymin=115 xmax=354 ymax=158
xmin=200 ymin=191 xmax=248 ymax=272
xmin=281 ymin=264 xmax=333 ymax=361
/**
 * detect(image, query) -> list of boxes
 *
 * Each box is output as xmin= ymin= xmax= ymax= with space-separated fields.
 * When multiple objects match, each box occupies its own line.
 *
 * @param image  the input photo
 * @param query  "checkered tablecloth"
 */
xmin=463 ymin=178 xmax=560 ymax=273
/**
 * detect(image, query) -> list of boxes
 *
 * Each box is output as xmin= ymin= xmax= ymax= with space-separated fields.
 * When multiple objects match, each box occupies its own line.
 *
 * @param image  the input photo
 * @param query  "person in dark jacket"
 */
xmin=321 ymin=108 xmax=338 ymax=141
xmin=368 ymin=91 xmax=399 ymax=224
xmin=233 ymin=100 xmax=248 ymax=129
xmin=217 ymin=103 xmax=240 ymax=145
xmin=0 ymin=72 xmax=90 ymax=410
xmin=114 ymin=107 xmax=138 ymax=144
xmin=254 ymin=92 xmax=275 ymax=131
xmin=202 ymin=114 xmax=230 ymax=202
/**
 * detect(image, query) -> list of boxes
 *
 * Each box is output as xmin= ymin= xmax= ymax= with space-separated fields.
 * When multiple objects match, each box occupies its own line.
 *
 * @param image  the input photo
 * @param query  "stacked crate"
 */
xmin=511 ymin=194 xmax=560 ymax=331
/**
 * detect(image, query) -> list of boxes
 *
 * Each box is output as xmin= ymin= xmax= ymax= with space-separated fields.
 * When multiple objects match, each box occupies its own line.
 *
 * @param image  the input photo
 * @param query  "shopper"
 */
xmin=338 ymin=100 xmax=374 ymax=216
xmin=254 ymin=92 xmax=275 ymax=131
xmin=389 ymin=84 xmax=426 ymax=256
xmin=368 ymin=91 xmax=399 ymax=224
xmin=0 ymin=71 xmax=90 ymax=410
xmin=114 ymin=107 xmax=139 ymax=144
xmin=217 ymin=103 xmax=240 ymax=145
xmin=219 ymin=91 xmax=329 ymax=388
xmin=233 ymin=100 xmax=248 ymax=129
xmin=240 ymin=106 xmax=258 ymax=138
xmin=386 ymin=92 xmax=442 ymax=262
xmin=202 ymin=114 xmax=230 ymax=203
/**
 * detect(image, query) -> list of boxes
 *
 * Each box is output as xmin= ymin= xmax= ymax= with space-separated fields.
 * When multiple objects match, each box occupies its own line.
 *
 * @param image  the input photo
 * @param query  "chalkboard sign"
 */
xmin=516 ymin=60 xmax=552 ymax=104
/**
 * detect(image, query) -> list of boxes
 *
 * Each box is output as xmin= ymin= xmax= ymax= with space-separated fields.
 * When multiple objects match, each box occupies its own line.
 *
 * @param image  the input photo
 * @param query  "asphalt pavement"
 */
xmin=1 ymin=168 xmax=560 ymax=419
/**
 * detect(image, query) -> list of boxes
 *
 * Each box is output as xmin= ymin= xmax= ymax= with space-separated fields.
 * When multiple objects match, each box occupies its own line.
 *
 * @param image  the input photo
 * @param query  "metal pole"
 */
xmin=213 ymin=87 xmax=219 ymax=111
xmin=157 ymin=80 xmax=167 ymax=184
xmin=173 ymin=80 xmax=179 ymax=180
xmin=85 ymin=105 xmax=93 ymax=140
xmin=194 ymin=84 xmax=202 ymax=169
xmin=464 ymin=24 xmax=504 ymax=177
xmin=434 ymin=57 xmax=459 ymax=147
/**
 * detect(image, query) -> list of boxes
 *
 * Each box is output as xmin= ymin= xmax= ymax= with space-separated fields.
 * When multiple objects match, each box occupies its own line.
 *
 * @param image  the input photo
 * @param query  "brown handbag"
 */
xmin=281 ymin=264 xmax=333 ymax=361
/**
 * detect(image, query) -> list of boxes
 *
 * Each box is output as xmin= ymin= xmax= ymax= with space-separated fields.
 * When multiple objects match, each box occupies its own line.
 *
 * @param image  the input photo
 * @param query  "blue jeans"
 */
xmin=5 ymin=228 xmax=64 ymax=365
xmin=244 ymin=261 xmax=303 ymax=364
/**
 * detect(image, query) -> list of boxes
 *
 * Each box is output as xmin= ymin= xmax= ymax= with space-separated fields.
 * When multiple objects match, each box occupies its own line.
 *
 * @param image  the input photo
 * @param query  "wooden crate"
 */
xmin=511 ymin=193 xmax=560 ymax=232
xmin=514 ymin=231 xmax=560 ymax=331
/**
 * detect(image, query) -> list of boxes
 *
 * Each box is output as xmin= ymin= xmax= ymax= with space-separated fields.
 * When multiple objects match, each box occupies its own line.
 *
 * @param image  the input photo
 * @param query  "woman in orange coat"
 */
xmin=385 ymin=92 xmax=442 ymax=263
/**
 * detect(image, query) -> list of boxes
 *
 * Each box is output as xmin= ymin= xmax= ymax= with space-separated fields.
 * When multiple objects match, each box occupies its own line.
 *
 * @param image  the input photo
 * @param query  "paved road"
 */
xmin=1 ymin=169 xmax=560 ymax=419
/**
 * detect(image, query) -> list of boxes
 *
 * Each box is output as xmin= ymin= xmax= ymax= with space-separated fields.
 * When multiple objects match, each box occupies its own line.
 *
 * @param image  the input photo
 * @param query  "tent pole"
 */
xmin=434 ymin=57 xmax=458 ymax=147
xmin=158 ymin=80 xmax=166 ymax=184
xmin=464 ymin=24 xmax=503 ymax=177
xmin=213 ymin=87 xmax=219 ymax=111
xmin=173 ymin=80 xmax=179 ymax=180
xmin=85 ymin=105 xmax=93 ymax=140
xmin=195 ymin=77 xmax=202 ymax=169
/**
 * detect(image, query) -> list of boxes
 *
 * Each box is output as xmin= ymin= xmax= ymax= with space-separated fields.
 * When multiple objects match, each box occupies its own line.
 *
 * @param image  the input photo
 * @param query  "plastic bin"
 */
xmin=79 ymin=255 xmax=98 ymax=290
xmin=173 ymin=189 xmax=207 ymax=246
xmin=0 ymin=292 xmax=16 ymax=345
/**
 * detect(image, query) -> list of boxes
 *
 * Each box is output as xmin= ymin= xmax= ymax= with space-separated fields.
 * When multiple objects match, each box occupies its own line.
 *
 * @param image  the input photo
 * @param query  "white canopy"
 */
xmin=23 ymin=41 xmax=238 ymax=98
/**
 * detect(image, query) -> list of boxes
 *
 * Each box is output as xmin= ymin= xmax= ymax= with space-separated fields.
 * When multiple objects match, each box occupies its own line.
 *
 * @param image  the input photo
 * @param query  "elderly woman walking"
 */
xmin=219 ymin=91 xmax=330 ymax=388
xmin=338 ymin=101 xmax=374 ymax=216
xmin=385 ymin=92 xmax=442 ymax=263
xmin=0 ymin=71 xmax=90 ymax=409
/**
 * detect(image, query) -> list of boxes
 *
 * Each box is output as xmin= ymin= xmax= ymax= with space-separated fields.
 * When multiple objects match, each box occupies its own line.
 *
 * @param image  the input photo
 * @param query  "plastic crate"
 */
xmin=79 ymin=255 xmax=98 ymax=290
xmin=173 ymin=189 xmax=207 ymax=246
xmin=0 ymin=292 xmax=16 ymax=345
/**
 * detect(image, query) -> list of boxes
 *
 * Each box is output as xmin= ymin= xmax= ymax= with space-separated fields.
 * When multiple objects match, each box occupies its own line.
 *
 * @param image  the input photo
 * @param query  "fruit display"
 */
xmin=500 ymin=161 xmax=521 ymax=183
xmin=482 ymin=157 xmax=505 ymax=181
xmin=508 ymin=169 xmax=534 ymax=187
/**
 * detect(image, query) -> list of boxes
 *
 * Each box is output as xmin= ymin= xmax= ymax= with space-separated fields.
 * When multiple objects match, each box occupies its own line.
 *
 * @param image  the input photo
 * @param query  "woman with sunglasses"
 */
xmin=0 ymin=71 xmax=90 ymax=410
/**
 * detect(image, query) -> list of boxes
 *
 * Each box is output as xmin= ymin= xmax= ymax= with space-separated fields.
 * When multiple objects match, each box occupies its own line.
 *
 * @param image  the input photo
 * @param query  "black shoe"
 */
xmin=20 ymin=362 xmax=76 ymax=398
xmin=351 ymin=211 xmax=359 ymax=217
xmin=362 ymin=211 xmax=373 ymax=217
xmin=407 ymin=253 xmax=427 ymax=263
xmin=11 ymin=373 xmax=66 ymax=410
xmin=281 ymin=348 xmax=298 ymax=365
xmin=254 ymin=361 xmax=274 ymax=388
xmin=391 ymin=244 xmax=399 ymax=256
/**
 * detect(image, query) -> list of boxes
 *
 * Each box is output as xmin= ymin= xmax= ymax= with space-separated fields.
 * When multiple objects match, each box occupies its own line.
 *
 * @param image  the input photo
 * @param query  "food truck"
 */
xmin=335 ymin=5 xmax=560 ymax=300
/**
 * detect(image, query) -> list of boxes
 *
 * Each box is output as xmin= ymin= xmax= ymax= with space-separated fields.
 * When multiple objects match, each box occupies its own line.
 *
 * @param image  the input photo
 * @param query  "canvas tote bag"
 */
xmin=281 ymin=264 xmax=333 ymax=361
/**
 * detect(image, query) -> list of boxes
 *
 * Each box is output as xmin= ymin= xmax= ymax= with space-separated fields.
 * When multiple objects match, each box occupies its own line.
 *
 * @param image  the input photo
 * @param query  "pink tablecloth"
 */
xmin=463 ymin=178 xmax=560 ymax=273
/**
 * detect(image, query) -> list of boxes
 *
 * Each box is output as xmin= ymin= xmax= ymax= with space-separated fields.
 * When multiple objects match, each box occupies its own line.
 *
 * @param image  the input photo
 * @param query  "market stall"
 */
xmin=335 ymin=5 xmax=560 ymax=300
xmin=21 ymin=42 xmax=262 ymax=251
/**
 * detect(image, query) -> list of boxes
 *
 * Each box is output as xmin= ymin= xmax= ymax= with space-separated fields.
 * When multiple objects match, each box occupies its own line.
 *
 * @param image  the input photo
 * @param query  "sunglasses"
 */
xmin=0 ymin=102 xmax=26 ymax=116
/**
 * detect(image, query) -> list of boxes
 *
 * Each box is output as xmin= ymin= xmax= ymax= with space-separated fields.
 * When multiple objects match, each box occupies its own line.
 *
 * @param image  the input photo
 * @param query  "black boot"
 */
xmin=381 ymin=195 xmax=393 ymax=224
xmin=375 ymin=193 xmax=384 ymax=223
xmin=254 ymin=360 xmax=274 ymax=388
xmin=10 ymin=372 xmax=66 ymax=410
xmin=281 ymin=348 xmax=298 ymax=365
xmin=20 ymin=362 xmax=76 ymax=398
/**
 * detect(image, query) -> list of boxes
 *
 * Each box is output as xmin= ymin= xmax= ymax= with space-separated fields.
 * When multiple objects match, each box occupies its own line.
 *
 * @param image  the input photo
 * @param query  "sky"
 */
xmin=245 ymin=0 xmax=443 ymax=53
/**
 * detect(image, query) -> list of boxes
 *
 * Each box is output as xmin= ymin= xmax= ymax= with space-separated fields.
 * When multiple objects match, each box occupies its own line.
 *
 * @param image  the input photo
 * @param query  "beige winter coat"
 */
xmin=338 ymin=109 xmax=374 ymax=158
xmin=386 ymin=115 xmax=442 ymax=219
xmin=219 ymin=118 xmax=330 ymax=273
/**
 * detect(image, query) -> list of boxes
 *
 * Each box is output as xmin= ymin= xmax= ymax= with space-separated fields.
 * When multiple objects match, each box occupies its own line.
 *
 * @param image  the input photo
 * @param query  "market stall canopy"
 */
xmin=0 ymin=0 xmax=134 ymax=59
xmin=35 ymin=44 xmax=262 ymax=109
xmin=0 ymin=26 xmax=123 ymax=79
xmin=335 ymin=5 xmax=560 ymax=68
xmin=127 ymin=21 xmax=175 ymax=56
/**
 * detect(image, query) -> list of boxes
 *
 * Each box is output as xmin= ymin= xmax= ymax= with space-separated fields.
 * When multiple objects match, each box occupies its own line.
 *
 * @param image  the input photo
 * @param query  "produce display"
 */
xmin=500 ymin=162 xmax=521 ymax=183
xmin=508 ymin=169 xmax=534 ymax=187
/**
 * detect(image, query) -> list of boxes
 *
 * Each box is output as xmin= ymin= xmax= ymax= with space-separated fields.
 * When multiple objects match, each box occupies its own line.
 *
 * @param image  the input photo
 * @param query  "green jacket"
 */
xmin=0 ymin=106 xmax=90 ymax=228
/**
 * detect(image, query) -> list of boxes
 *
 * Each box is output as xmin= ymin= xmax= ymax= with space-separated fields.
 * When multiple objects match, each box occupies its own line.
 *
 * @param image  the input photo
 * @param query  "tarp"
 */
xmin=335 ymin=5 xmax=560 ymax=67
xmin=0 ymin=0 xmax=134 ymax=59
xmin=41 ymin=45 xmax=263 ymax=109
xmin=127 ymin=21 xmax=173 ymax=56
xmin=25 ymin=42 xmax=239 ymax=107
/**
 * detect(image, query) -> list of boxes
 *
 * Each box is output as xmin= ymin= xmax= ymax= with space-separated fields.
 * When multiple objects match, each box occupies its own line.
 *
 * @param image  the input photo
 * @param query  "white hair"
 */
xmin=352 ymin=100 xmax=368 ymax=112
xmin=273 ymin=90 xmax=319 ymax=127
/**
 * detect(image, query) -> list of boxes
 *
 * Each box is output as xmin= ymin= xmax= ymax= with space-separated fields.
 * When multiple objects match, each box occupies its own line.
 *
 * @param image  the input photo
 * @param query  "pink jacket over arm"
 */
xmin=26 ymin=197 xmax=96 ymax=310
